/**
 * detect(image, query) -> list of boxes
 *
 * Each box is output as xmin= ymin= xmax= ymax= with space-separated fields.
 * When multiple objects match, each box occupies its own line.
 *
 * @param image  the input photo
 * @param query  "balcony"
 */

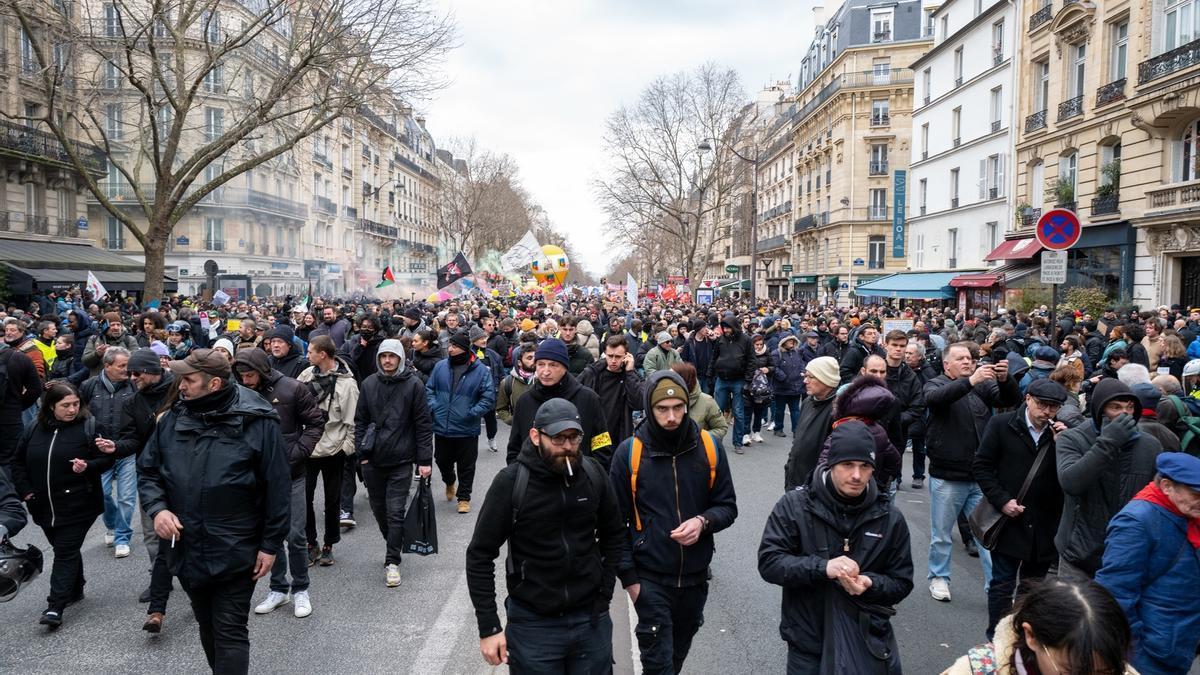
xmin=872 ymin=31 xmax=892 ymax=43
xmin=794 ymin=214 xmax=817 ymax=232
xmin=313 ymin=195 xmax=337 ymax=215
xmin=344 ymin=206 xmax=358 ymax=219
xmin=1029 ymin=2 xmax=1052 ymax=31
xmin=26 ymin=216 xmax=49 ymax=235
xmin=951 ymin=197 xmax=960 ymax=208
xmin=867 ymin=205 xmax=890 ymax=220
xmin=1145 ymin=180 xmax=1200 ymax=214
xmin=993 ymin=47 xmax=1004 ymax=66
xmin=1096 ymin=78 xmax=1126 ymax=106
xmin=948 ymin=257 xmax=958 ymax=269
xmin=1057 ymin=95 xmax=1084 ymax=121
xmin=868 ymin=258 xmax=886 ymax=270
xmin=954 ymin=76 xmax=963 ymax=88
xmin=313 ymin=151 xmax=332 ymax=169
xmin=756 ymin=235 xmax=789 ymax=253
xmin=0 ymin=119 xmax=106 ymax=175
xmin=1092 ymin=193 xmax=1120 ymax=216
xmin=989 ymin=187 xmax=1000 ymax=199
xmin=919 ymin=205 xmax=927 ymax=216
xmin=205 ymin=239 xmax=225 ymax=251
xmin=1025 ymin=109 xmax=1048 ymax=132
xmin=1139 ymin=38 xmax=1200 ymax=84
xmin=1021 ymin=208 xmax=1043 ymax=229
xmin=991 ymin=120 xmax=1002 ymax=133
xmin=869 ymin=160 xmax=888 ymax=176
xmin=276 ymin=245 xmax=285 ymax=256
xmin=1056 ymin=201 xmax=1077 ymax=212
xmin=193 ymin=187 xmax=308 ymax=220
xmin=359 ymin=217 xmax=399 ymax=239
xmin=923 ymin=94 xmax=930 ymax=106
xmin=870 ymin=114 xmax=890 ymax=127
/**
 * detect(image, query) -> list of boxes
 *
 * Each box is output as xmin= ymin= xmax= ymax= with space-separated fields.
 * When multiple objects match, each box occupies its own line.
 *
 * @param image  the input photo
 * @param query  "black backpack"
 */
xmin=504 ymin=457 xmax=605 ymax=577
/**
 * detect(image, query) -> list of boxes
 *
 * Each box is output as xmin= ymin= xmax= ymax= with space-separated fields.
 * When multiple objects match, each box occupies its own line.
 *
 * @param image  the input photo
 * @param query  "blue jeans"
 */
xmin=102 ymin=455 xmax=137 ymax=546
xmin=504 ymin=598 xmax=613 ymax=674
xmin=700 ymin=377 xmax=715 ymax=397
xmin=928 ymin=477 xmax=992 ymax=586
xmin=713 ymin=378 xmax=746 ymax=441
xmin=771 ymin=395 xmax=801 ymax=434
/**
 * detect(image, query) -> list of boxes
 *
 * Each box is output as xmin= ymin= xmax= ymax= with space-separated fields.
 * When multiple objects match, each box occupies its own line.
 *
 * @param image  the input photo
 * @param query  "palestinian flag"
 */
xmin=376 ymin=266 xmax=396 ymax=288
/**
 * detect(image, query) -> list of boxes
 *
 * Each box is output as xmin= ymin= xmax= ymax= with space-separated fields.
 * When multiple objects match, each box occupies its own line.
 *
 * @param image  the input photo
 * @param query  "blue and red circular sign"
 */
xmin=1035 ymin=208 xmax=1081 ymax=250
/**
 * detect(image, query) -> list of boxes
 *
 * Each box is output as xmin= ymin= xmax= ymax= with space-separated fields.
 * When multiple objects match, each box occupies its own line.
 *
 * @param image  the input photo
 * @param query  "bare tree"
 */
xmin=11 ymin=0 xmax=454 ymax=299
xmin=595 ymin=63 xmax=748 ymax=284
xmin=434 ymin=137 xmax=530 ymax=257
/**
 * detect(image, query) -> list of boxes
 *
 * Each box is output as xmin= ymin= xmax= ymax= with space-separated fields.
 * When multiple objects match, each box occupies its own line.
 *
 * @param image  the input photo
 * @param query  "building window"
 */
xmin=872 ymin=58 xmax=891 ymax=84
xmin=1069 ymin=43 xmax=1087 ymax=99
xmin=992 ymin=20 xmax=1005 ymax=63
xmin=1100 ymin=142 xmax=1122 ymax=187
xmin=1031 ymin=161 xmax=1045 ymax=210
xmin=1165 ymin=0 xmax=1200 ymax=52
xmin=106 ymin=103 xmax=122 ymax=140
xmin=870 ymin=143 xmax=888 ymax=175
xmin=204 ymin=218 xmax=224 ymax=250
xmin=922 ymin=68 xmax=932 ymax=103
xmin=986 ymin=222 xmax=998 ymax=265
xmin=918 ymin=178 xmax=928 ymax=215
xmin=924 ymin=9 xmax=936 ymax=38
xmin=1178 ymin=119 xmax=1200 ymax=181
xmin=914 ymin=232 xmax=925 ymax=268
xmin=952 ymin=107 xmax=962 ymax=145
xmin=921 ymin=123 xmax=929 ymax=158
xmin=1036 ymin=60 xmax=1050 ymax=112
xmin=871 ymin=9 xmax=893 ymax=42
xmin=948 ymin=228 xmax=959 ymax=268
xmin=204 ymin=107 xmax=223 ymax=142
xmin=868 ymin=235 xmax=886 ymax=269
xmin=104 ymin=3 xmax=121 ymax=37
xmin=871 ymin=99 xmax=890 ymax=125
xmin=869 ymin=188 xmax=888 ymax=220
xmin=204 ymin=62 xmax=223 ymax=93
xmin=950 ymin=167 xmax=960 ymax=207
xmin=106 ymin=216 xmax=123 ymax=249
xmin=990 ymin=87 xmax=1003 ymax=130
xmin=953 ymin=47 xmax=964 ymax=85
xmin=941 ymin=15 xmax=949 ymax=41
xmin=1111 ymin=21 xmax=1129 ymax=81
xmin=1059 ymin=152 xmax=1079 ymax=201
xmin=105 ymin=60 xmax=121 ymax=89
xmin=981 ymin=154 xmax=1004 ymax=199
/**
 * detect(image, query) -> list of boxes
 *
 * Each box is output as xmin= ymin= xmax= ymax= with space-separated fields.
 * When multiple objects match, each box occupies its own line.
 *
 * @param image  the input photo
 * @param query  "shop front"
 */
xmin=853 ymin=271 xmax=958 ymax=307
xmin=765 ymin=277 xmax=790 ymax=301
xmin=791 ymin=275 xmax=818 ymax=302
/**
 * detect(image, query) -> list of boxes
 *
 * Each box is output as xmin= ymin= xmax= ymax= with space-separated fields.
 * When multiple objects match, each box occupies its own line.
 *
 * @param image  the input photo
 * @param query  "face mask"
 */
xmin=361 ymin=329 xmax=376 ymax=340
xmin=450 ymin=351 xmax=470 ymax=366
xmin=56 ymin=349 xmax=72 ymax=359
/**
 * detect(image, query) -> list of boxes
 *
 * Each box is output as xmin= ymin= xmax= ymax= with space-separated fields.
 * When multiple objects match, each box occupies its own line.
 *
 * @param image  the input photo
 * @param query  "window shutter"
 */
xmin=979 ymin=159 xmax=987 ymax=199
xmin=997 ymin=155 xmax=1006 ymax=197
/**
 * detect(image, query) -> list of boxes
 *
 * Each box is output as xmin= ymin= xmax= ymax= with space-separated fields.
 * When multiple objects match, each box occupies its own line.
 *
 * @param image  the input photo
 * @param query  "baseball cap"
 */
xmin=169 ymin=348 xmax=232 ymax=379
xmin=534 ymin=399 xmax=584 ymax=437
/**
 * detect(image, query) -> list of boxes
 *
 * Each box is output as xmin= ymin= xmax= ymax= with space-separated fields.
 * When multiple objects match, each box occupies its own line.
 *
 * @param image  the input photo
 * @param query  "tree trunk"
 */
xmin=141 ymin=220 xmax=170 ymax=302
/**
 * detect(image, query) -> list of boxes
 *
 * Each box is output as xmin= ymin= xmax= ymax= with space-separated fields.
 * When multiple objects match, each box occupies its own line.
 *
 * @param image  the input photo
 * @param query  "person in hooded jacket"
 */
xmin=770 ymin=334 xmax=808 ymax=438
xmin=708 ymin=314 xmax=755 ymax=448
xmin=427 ymin=330 xmax=496 ymax=514
xmin=576 ymin=318 xmax=601 ymax=361
xmin=609 ymin=370 xmax=738 ymax=675
xmin=138 ymin=349 xmax=290 ymax=674
xmin=264 ymin=325 xmax=307 ymax=379
xmin=409 ymin=329 xmax=442 ymax=382
xmin=759 ymin=420 xmax=914 ymax=674
xmin=12 ymin=382 xmax=115 ymax=629
xmin=466 ymin=399 xmax=629 ymax=672
xmin=506 ymin=339 xmax=613 ymax=468
xmin=1019 ymin=346 xmax=1060 ymax=396
xmin=355 ymin=339 xmax=433 ymax=589
xmin=337 ymin=314 xmax=385 ymax=384
xmin=296 ymin=336 xmax=359 ymax=568
xmin=680 ymin=320 xmax=716 ymax=395
xmin=233 ymin=348 xmax=325 ymax=620
xmin=1054 ymin=378 xmax=1163 ymax=582
xmin=65 ymin=310 xmax=95 ymax=366
xmin=839 ymin=324 xmax=885 ymax=386
xmin=496 ymin=344 xmax=536 ymax=426
xmin=578 ymin=334 xmax=644 ymax=448
xmin=817 ymin=368 xmax=904 ymax=491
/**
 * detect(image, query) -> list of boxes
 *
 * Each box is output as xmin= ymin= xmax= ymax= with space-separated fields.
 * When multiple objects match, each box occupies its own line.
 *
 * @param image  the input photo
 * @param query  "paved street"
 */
xmin=5 ymin=423 xmax=1183 ymax=674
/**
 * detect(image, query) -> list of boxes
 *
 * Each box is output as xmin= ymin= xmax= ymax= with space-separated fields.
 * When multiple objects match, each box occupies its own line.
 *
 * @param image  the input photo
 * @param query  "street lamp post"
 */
xmin=698 ymin=137 xmax=758 ymax=305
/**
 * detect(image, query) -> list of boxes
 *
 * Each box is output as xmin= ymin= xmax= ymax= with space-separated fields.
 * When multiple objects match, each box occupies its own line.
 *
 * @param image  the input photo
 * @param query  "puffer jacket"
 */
xmin=12 ymin=416 xmax=113 ymax=529
xmin=269 ymin=344 xmax=307 ymax=379
xmin=137 ymin=385 xmax=290 ymax=584
xmin=425 ymin=356 xmax=496 ymax=438
xmin=1054 ymin=378 xmax=1162 ymax=575
xmin=565 ymin=342 xmax=595 ymax=377
xmin=411 ymin=346 xmax=442 ymax=383
xmin=357 ymin=361 xmax=433 ymax=468
xmin=758 ymin=466 xmax=913 ymax=668
xmin=114 ymin=371 xmax=176 ymax=459
xmin=770 ymin=340 xmax=808 ymax=397
xmin=235 ymin=349 xmax=326 ymax=479
xmin=924 ymin=372 xmax=1021 ymax=482
xmin=817 ymin=377 xmax=903 ymax=489
xmin=79 ymin=371 xmax=137 ymax=438
xmin=610 ymin=370 xmax=738 ymax=587
xmin=687 ymin=383 xmax=728 ymax=439
xmin=297 ymin=357 xmax=359 ymax=459
xmin=1095 ymin=485 xmax=1200 ymax=675
xmin=708 ymin=328 xmax=754 ymax=382
xmin=642 ymin=345 xmax=681 ymax=375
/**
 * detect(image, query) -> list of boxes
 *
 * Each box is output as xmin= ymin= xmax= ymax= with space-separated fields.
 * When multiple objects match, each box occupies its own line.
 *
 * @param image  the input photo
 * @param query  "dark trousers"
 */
xmin=505 ymin=598 xmax=613 ymax=674
xmin=986 ymin=553 xmax=1052 ymax=639
xmin=435 ymin=435 xmax=479 ymax=502
xmin=362 ymin=463 xmax=413 ymax=565
xmin=786 ymin=644 xmax=820 ymax=675
xmin=340 ymin=452 xmax=358 ymax=516
xmin=700 ymin=377 xmax=714 ymax=397
xmin=43 ymin=517 xmax=95 ymax=611
xmin=483 ymin=410 xmax=498 ymax=440
xmin=910 ymin=435 xmax=927 ymax=479
xmin=305 ymin=454 xmax=344 ymax=547
xmin=0 ymin=420 xmax=22 ymax=481
xmin=148 ymin=539 xmax=173 ymax=615
xmin=633 ymin=579 xmax=708 ymax=675
xmin=771 ymin=395 xmax=801 ymax=434
xmin=183 ymin=573 xmax=256 ymax=675
xmin=744 ymin=399 xmax=770 ymax=434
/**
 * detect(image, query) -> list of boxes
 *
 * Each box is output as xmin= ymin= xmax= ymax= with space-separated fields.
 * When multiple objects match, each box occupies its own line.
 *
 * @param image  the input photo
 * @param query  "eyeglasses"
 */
xmin=1030 ymin=398 xmax=1062 ymax=413
xmin=540 ymin=431 xmax=583 ymax=447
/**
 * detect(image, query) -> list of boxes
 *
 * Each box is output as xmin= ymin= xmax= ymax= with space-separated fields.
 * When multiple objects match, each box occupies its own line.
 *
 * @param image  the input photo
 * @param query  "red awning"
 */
xmin=950 ymin=273 xmax=1002 ymax=288
xmin=984 ymin=237 xmax=1042 ymax=262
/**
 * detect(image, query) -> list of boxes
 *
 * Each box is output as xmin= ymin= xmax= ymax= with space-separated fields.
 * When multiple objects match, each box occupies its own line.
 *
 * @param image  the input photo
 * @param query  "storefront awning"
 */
xmin=984 ymin=237 xmax=1042 ymax=262
xmin=853 ymin=272 xmax=958 ymax=299
xmin=950 ymin=272 xmax=1001 ymax=288
xmin=718 ymin=278 xmax=751 ymax=290
xmin=0 ymin=238 xmax=172 ymax=295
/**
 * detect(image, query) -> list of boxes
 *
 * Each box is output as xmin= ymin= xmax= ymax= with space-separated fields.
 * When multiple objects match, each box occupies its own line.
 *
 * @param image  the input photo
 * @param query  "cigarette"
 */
xmin=565 ymin=459 xmax=574 ymax=477
xmin=170 ymin=534 xmax=176 ymax=548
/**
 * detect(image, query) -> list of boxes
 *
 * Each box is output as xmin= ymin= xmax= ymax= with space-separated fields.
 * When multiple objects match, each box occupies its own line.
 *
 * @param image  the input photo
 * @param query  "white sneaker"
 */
xmin=385 ymin=564 xmax=402 ymax=588
xmin=753 ymin=432 xmax=764 ymax=443
xmin=114 ymin=544 xmax=130 ymax=558
xmin=487 ymin=438 xmax=498 ymax=452
xmin=293 ymin=591 xmax=312 ymax=618
xmin=742 ymin=434 xmax=752 ymax=447
xmin=765 ymin=421 xmax=776 ymax=431
xmin=104 ymin=531 xmax=115 ymax=547
xmin=929 ymin=577 xmax=951 ymax=602
xmin=254 ymin=591 xmax=290 ymax=614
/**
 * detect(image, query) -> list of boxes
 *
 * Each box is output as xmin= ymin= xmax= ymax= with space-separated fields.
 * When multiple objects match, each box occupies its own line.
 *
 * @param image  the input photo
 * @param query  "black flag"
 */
xmin=436 ymin=252 xmax=473 ymax=289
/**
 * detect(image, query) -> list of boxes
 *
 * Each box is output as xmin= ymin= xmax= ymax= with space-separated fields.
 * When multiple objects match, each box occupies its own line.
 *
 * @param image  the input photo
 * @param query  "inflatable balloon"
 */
xmin=530 ymin=245 xmax=570 ymax=288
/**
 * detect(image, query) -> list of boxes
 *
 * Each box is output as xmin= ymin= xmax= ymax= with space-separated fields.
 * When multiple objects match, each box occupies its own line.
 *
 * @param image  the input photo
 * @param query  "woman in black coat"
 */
xmin=409 ymin=329 xmax=442 ymax=383
xmin=11 ymin=382 xmax=114 ymax=629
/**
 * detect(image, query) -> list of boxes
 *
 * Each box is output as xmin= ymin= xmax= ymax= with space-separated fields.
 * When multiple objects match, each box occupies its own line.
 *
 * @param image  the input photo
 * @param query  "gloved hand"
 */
xmin=1099 ymin=413 xmax=1137 ymax=447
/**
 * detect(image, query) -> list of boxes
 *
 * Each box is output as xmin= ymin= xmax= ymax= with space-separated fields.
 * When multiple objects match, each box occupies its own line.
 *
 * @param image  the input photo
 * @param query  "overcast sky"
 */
xmin=423 ymin=0 xmax=813 ymax=276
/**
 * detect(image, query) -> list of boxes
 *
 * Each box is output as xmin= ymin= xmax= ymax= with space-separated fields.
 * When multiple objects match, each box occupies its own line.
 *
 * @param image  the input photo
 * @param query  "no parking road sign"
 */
xmin=1035 ymin=208 xmax=1081 ymax=251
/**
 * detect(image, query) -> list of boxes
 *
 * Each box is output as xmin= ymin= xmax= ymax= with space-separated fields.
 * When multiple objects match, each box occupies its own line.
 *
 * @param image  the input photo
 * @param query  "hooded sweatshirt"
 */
xmin=355 ymin=340 xmax=433 ymax=468
xmin=297 ymin=356 xmax=360 ymax=459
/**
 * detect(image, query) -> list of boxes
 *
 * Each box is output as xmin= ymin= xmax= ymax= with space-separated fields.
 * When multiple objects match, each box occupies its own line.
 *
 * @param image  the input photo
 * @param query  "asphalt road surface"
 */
xmin=4 ymin=424 xmax=1197 ymax=674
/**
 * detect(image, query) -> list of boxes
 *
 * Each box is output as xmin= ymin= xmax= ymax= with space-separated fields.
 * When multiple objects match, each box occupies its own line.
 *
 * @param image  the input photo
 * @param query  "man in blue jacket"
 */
xmin=610 ymin=370 xmax=738 ymax=675
xmin=1096 ymin=452 xmax=1200 ymax=675
xmin=427 ymin=330 xmax=496 ymax=515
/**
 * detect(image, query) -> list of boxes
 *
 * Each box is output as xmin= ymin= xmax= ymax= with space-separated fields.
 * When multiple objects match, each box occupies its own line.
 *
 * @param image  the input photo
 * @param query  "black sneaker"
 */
xmin=318 ymin=546 xmax=334 ymax=566
xmin=773 ymin=430 xmax=786 ymax=437
xmin=40 ymin=609 xmax=62 ymax=629
xmin=138 ymin=586 xmax=152 ymax=604
xmin=965 ymin=539 xmax=980 ymax=558
xmin=911 ymin=477 xmax=924 ymax=489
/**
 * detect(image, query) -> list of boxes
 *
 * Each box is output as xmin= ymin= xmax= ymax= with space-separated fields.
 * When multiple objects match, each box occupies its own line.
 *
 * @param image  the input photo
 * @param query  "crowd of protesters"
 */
xmin=0 ymin=285 xmax=1199 ymax=674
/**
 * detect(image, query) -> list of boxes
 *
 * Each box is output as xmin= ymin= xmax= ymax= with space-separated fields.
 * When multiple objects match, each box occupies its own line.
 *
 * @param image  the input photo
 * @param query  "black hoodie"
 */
xmin=465 ymin=435 xmax=629 ymax=638
xmin=609 ymin=370 xmax=739 ymax=587
xmin=505 ymin=373 xmax=612 ymax=468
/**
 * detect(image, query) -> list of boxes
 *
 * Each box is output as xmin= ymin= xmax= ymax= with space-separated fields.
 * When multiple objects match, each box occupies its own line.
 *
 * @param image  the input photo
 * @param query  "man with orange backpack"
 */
xmin=609 ymin=370 xmax=738 ymax=675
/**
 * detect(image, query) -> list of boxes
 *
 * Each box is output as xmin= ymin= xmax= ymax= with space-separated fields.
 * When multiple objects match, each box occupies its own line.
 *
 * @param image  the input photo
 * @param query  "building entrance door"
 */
xmin=1181 ymin=256 xmax=1200 ymax=309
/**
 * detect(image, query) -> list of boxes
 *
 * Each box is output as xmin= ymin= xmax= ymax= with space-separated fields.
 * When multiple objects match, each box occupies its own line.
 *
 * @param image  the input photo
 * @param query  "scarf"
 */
xmin=1133 ymin=481 xmax=1200 ymax=548
xmin=182 ymin=382 xmax=237 ymax=415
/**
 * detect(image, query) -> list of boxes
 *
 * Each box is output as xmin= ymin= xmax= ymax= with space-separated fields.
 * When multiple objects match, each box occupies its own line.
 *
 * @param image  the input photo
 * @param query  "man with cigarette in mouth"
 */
xmin=466 ymin=399 xmax=627 ymax=672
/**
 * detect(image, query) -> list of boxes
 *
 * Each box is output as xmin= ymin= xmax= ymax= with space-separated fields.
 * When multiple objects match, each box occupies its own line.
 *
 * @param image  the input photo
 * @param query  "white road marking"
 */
xmin=411 ymin=570 xmax=477 ymax=674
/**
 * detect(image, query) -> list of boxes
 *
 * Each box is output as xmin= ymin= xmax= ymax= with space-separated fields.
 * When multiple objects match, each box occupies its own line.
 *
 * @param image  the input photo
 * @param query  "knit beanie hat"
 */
xmin=534 ymin=338 xmax=570 ymax=367
xmin=649 ymin=377 xmax=687 ymax=407
xmin=825 ymin=420 xmax=876 ymax=467
xmin=806 ymin=356 xmax=840 ymax=388
xmin=127 ymin=348 xmax=163 ymax=375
